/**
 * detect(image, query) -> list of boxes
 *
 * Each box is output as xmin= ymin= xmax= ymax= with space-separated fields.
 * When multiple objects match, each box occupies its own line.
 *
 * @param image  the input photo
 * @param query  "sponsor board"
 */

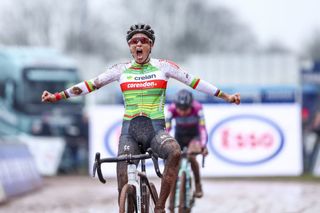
xmin=89 ymin=106 xmax=164 ymax=177
xmin=89 ymin=106 xmax=123 ymax=177
xmin=209 ymin=114 xmax=284 ymax=166
xmin=89 ymin=104 xmax=302 ymax=177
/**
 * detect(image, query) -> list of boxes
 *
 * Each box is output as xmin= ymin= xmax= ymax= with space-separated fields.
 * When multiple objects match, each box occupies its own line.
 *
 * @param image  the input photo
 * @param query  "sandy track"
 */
xmin=1 ymin=176 xmax=320 ymax=213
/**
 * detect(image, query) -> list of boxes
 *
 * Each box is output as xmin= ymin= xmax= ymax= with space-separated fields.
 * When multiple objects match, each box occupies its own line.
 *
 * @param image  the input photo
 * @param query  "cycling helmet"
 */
xmin=126 ymin=23 xmax=155 ymax=44
xmin=175 ymin=89 xmax=193 ymax=110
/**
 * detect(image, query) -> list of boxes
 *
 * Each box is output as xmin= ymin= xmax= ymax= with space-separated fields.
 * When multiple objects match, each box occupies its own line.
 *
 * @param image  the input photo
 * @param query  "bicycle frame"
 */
xmin=173 ymin=152 xmax=194 ymax=211
xmin=127 ymin=163 xmax=142 ymax=211
xmin=171 ymin=148 xmax=205 ymax=212
xmin=93 ymin=148 xmax=162 ymax=213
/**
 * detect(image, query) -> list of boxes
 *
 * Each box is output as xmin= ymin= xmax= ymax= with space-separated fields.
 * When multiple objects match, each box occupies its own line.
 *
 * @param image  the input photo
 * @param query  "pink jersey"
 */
xmin=166 ymin=100 xmax=208 ymax=147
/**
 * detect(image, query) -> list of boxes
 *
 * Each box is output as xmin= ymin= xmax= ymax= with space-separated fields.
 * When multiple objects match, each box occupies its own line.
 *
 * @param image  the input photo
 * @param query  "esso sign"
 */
xmin=209 ymin=115 xmax=284 ymax=165
xmin=104 ymin=120 xmax=122 ymax=157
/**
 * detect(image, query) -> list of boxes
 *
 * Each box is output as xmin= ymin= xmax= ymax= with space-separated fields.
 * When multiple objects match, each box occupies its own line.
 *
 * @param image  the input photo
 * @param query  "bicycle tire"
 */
xmin=141 ymin=181 xmax=158 ymax=213
xmin=148 ymin=182 xmax=158 ymax=211
xmin=119 ymin=184 xmax=137 ymax=213
xmin=141 ymin=182 xmax=150 ymax=213
xmin=178 ymin=172 xmax=190 ymax=213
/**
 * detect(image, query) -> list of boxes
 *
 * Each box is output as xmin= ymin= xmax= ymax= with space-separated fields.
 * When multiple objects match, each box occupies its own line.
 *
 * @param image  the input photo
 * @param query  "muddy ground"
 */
xmin=1 ymin=176 xmax=320 ymax=213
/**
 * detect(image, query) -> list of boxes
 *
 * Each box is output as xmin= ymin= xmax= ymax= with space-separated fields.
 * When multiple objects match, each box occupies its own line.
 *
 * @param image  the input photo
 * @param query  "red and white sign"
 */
xmin=209 ymin=115 xmax=284 ymax=165
xmin=89 ymin=104 xmax=302 ymax=177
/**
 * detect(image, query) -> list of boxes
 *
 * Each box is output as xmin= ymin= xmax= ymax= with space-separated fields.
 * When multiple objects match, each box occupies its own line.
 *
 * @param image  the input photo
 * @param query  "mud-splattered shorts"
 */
xmin=118 ymin=116 xmax=177 ymax=160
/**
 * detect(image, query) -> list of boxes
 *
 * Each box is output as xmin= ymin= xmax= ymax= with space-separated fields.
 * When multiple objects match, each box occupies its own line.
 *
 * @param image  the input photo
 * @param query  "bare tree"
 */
xmin=0 ymin=0 xmax=258 ymax=60
xmin=121 ymin=0 xmax=257 ymax=60
xmin=0 ymin=0 xmax=115 ymax=58
xmin=175 ymin=2 xmax=257 ymax=54
xmin=304 ymin=30 xmax=320 ymax=60
xmin=0 ymin=0 xmax=54 ymax=46
xmin=263 ymin=40 xmax=291 ymax=53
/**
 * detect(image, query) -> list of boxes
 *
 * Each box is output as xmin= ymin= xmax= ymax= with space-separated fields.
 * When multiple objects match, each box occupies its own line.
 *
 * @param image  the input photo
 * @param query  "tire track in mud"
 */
xmin=1 ymin=176 xmax=320 ymax=213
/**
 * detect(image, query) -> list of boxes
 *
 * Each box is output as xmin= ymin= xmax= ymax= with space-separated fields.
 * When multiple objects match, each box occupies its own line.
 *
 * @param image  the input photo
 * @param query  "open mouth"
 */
xmin=136 ymin=49 xmax=143 ymax=59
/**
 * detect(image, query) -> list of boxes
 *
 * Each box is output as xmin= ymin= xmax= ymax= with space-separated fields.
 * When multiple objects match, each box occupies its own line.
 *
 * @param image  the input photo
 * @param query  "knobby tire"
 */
xmin=119 ymin=184 xmax=137 ymax=213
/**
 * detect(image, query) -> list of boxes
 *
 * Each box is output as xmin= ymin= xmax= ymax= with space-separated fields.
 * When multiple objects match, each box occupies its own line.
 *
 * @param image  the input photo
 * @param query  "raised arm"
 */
xmin=41 ymin=64 xmax=124 ymax=103
xmin=196 ymin=104 xmax=209 ymax=156
xmin=161 ymin=60 xmax=240 ymax=104
xmin=197 ymin=107 xmax=208 ymax=148
xmin=165 ymin=103 xmax=175 ymax=133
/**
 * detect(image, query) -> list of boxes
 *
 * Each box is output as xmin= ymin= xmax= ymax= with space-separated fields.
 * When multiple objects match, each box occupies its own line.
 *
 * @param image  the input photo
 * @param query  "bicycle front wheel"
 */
xmin=119 ymin=184 xmax=137 ymax=213
xmin=141 ymin=181 xmax=158 ymax=213
xmin=148 ymin=182 xmax=158 ymax=211
xmin=178 ymin=172 xmax=190 ymax=213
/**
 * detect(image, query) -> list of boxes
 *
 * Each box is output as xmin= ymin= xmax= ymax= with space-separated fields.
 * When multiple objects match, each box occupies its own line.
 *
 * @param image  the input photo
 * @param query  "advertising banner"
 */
xmin=0 ymin=142 xmax=42 ymax=200
xmin=21 ymin=136 xmax=65 ymax=176
xmin=89 ymin=104 xmax=302 ymax=177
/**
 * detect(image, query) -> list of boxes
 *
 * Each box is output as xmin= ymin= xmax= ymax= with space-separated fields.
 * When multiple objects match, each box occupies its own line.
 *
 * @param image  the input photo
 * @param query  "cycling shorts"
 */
xmin=118 ymin=116 xmax=176 ymax=159
xmin=175 ymin=134 xmax=201 ymax=150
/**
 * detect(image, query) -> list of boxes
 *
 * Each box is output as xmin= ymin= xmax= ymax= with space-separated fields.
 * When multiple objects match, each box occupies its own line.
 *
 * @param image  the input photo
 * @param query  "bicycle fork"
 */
xmin=128 ymin=164 xmax=142 ymax=213
xmin=174 ymin=158 xmax=192 ymax=211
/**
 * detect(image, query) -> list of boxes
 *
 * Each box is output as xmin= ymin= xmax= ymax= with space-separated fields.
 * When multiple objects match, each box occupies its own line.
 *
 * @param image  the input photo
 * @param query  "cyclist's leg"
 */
xmin=168 ymin=136 xmax=185 ymax=211
xmin=151 ymin=130 xmax=181 ymax=212
xmin=116 ymin=134 xmax=140 ymax=204
xmin=188 ymin=139 xmax=203 ymax=198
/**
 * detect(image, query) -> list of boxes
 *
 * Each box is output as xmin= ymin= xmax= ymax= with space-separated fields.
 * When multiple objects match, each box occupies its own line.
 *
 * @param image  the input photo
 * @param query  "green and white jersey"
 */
xmin=61 ymin=58 xmax=220 ymax=120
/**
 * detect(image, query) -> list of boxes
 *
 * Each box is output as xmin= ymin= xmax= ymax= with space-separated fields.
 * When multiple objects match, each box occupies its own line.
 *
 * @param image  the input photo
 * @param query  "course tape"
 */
xmin=0 ymin=142 xmax=42 ymax=202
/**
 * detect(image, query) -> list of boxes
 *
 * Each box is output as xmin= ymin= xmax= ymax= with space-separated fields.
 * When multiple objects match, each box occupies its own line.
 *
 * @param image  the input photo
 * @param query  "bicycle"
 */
xmin=169 ymin=147 xmax=205 ymax=213
xmin=93 ymin=147 xmax=163 ymax=213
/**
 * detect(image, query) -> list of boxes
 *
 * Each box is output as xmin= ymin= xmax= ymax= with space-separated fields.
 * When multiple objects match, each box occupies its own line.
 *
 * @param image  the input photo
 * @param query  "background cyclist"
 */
xmin=41 ymin=23 xmax=240 ymax=213
xmin=166 ymin=89 xmax=208 ymax=198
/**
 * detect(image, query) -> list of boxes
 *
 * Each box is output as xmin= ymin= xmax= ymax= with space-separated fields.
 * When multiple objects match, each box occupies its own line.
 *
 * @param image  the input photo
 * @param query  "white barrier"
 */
xmin=0 ymin=183 xmax=5 ymax=203
xmin=20 ymin=135 xmax=65 ymax=176
xmin=0 ymin=142 xmax=42 ymax=201
xmin=89 ymin=104 xmax=302 ymax=177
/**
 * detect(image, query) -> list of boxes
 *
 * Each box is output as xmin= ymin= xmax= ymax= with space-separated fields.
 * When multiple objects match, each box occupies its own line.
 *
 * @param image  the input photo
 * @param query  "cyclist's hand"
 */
xmin=41 ymin=91 xmax=58 ymax=103
xmin=188 ymin=142 xmax=202 ymax=155
xmin=227 ymin=93 xmax=241 ymax=105
xmin=202 ymin=147 xmax=208 ymax=157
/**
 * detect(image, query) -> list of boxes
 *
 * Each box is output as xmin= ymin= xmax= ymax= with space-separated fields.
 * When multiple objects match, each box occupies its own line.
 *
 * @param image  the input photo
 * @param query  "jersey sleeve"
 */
xmin=165 ymin=103 xmax=175 ymax=133
xmin=61 ymin=63 xmax=124 ymax=98
xmin=160 ymin=59 xmax=221 ymax=97
xmin=197 ymin=105 xmax=208 ymax=147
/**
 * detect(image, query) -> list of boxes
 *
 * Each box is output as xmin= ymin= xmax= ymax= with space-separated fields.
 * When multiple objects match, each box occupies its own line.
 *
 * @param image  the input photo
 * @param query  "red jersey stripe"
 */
xmin=124 ymin=112 xmax=149 ymax=118
xmin=120 ymin=80 xmax=168 ymax=91
xmin=192 ymin=79 xmax=200 ymax=89
xmin=84 ymin=81 xmax=92 ymax=92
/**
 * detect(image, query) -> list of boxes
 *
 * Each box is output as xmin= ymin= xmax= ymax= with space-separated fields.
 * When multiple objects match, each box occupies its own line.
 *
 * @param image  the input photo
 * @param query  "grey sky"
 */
xmin=1 ymin=0 xmax=319 ymax=54
xmin=210 ymin=0 xmax=320 ymax=52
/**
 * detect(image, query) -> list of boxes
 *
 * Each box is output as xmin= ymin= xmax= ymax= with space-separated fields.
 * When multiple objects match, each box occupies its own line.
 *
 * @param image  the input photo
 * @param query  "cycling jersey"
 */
xmin=166 ymin=100 xmax=208 ymax=147
xmin=59 ymin=58 xmax=220 ymax=120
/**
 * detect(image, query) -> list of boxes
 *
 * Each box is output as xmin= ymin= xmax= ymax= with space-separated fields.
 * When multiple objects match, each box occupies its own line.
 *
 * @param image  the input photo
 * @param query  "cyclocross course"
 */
xmin=1 ymin=176 xmax=320 ymax=213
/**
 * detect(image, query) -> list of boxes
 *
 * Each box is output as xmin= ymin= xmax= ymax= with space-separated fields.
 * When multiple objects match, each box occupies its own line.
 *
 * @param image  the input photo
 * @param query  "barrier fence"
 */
xmin=0 ymin=141 xmax=42 ymax=203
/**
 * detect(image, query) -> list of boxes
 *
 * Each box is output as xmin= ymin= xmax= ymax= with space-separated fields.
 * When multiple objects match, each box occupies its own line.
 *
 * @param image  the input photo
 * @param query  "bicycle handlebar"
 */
xmin=93 ymin=148 xmax=162 ymax=184
xmin=181 ymin=147 xmax=206 ymax=168
xmin=202 ymin=155 xmax=205 ymax=168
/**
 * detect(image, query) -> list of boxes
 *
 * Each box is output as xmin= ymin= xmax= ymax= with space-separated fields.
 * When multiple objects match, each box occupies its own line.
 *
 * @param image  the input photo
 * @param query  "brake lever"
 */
xmin=146 ymin=148 xmax=153 ymax=156
xmin=202 ymin=155 xmax=206 ymax=168
xmin=151 ymin=153 xmax=162 ymax=178
xmin=93 ymin=152 xmax=106 ymax=184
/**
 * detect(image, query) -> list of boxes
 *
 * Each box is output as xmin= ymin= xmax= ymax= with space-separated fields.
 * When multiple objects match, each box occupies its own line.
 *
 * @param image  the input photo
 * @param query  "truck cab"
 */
xmin=0 ymin=47 xmax=88 ymax=175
